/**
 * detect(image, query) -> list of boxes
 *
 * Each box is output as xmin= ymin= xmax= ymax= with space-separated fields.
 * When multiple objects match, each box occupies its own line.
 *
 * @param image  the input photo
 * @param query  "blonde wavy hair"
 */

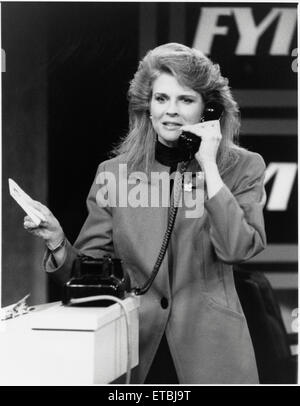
xmin=112 ymin=43 xmax=240 ymax=174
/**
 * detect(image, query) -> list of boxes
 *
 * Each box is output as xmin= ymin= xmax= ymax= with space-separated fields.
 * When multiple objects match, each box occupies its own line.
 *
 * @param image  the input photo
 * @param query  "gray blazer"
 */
xmin=45 ymin=147 xmax=266 ymax=384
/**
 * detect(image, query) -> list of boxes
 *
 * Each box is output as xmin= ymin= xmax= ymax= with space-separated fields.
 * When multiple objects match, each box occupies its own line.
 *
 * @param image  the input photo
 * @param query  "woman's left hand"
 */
xmin=180 ymin=120 xmax=222 ymax=168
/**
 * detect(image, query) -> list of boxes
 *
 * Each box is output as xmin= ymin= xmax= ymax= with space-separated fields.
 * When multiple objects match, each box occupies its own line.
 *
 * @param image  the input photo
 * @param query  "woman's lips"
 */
xmin=162 ymin=122 xmax=182 ymax=130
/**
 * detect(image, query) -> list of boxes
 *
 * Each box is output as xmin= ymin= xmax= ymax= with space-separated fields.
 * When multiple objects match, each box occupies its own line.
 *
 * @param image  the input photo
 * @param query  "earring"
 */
xmin=149 ymin=115 xmax=153 ymax=120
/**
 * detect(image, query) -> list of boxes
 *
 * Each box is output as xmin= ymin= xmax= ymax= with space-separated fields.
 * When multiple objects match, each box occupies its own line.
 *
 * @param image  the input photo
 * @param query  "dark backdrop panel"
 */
xmin=2 ymin=3 xmax=49 ymax=306
xmin=46 ymin=3 xmax=139 ymax=299
xmin=185 ymin=2 xmax=297 ymax=89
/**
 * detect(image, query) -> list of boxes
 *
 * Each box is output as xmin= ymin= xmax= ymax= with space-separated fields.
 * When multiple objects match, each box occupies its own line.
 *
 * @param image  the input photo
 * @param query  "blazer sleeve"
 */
xmin=44 ymin=161 xmax=115 ymax=285
xmin=204 ymin=152 xmax=267 ymax=264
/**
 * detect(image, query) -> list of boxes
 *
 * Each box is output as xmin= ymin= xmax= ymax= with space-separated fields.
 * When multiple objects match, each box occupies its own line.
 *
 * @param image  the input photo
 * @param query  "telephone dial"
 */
xmin=63 ymin=101 xmax=224 ymax=305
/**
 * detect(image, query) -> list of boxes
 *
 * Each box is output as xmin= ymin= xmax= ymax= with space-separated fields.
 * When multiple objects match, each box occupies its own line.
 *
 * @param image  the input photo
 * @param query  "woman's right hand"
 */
xmin=23 ymin=201 xmax=65 ymax=250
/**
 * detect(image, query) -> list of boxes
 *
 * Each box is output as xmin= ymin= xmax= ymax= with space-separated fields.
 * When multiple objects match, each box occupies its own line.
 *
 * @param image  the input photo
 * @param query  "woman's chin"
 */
xmin=158 ymin=133 xmax=180 ymax=147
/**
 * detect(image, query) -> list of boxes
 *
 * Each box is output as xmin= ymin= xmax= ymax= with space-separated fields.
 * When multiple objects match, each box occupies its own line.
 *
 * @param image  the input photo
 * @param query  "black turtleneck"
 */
xmin=155 ymin=139 xmax=184 ymax=195
xmin=155 ymin=139 xmax=183 ymax=170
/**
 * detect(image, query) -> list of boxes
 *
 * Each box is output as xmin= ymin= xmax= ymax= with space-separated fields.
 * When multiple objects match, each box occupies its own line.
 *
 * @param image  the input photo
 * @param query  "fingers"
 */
xmin=24 ymin=226 xmax=49 ymax=239
xmin=181 ymin=120 xmax=221 ymax=138
xmin=181 ymin=124 xmax=199 ymax=133
xmin=23 ymin=206 xmax=63 ymax=247
xmin=30 ymin=200 xmax=52 ymax=217
xmin=24 ymin=216 xmax=40 ymax=230
xmin=28 ymin=201 xmax=54 ymax=227
xmin=23 ymin=217 xmax=52 ymax=240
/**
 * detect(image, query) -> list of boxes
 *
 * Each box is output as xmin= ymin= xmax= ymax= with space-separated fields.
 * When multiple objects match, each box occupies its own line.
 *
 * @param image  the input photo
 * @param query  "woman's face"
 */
xmin=150 ymin=73 xmax=204 ymax=147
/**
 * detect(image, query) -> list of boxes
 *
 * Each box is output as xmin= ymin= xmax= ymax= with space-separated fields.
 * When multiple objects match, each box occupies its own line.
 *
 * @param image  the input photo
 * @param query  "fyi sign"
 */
xmin=193 ymin=7 xmax=297 ymax=55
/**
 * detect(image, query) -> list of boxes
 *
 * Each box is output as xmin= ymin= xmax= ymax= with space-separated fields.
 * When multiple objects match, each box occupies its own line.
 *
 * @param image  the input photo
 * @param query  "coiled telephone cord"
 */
xmin=134 ymin=160 xmax=190 ymax=295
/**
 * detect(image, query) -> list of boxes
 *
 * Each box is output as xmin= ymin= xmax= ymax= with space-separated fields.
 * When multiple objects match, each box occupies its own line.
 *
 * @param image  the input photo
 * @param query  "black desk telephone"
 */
xmin=63 ymin=102 xmax=224 ymax=305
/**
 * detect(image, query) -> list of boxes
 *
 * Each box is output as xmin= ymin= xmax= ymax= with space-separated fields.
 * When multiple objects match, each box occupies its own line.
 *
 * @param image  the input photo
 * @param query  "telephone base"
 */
xmin=62 ymin=279 xmax=127 ymax=306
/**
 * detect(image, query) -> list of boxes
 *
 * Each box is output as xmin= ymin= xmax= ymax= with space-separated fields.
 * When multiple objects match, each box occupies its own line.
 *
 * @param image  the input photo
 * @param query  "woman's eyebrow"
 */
xmin=154 ymin=92 xmax=197 ymax=97
xmin=179 ymin=94 xmax=197 ymax=98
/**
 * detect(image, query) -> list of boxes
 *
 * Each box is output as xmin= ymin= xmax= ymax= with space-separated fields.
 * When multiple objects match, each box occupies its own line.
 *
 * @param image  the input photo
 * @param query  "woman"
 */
xmin=24 ymin=43 xmax=267 ymax=384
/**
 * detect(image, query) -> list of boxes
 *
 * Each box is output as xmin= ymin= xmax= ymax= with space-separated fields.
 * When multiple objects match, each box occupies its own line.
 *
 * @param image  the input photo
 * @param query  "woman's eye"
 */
xmin=182 ymin=98 xmax=194 ymax=104
xmin=154 ymin=95 xmax=167 ymax=103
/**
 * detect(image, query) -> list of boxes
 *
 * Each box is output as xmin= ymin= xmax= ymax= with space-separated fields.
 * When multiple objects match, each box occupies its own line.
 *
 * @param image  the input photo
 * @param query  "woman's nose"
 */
xmin=166 ymin=111 xmax=178 ymax=117
xmin=166 ymin=100 xmax=179 ymax=116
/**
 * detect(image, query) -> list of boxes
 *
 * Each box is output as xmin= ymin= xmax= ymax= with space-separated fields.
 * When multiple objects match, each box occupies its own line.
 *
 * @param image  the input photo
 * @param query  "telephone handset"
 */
xmin=178 ymin=102 xmax=224 ymax=161
xmin=63 ymin=102 xmax=224 ymax=304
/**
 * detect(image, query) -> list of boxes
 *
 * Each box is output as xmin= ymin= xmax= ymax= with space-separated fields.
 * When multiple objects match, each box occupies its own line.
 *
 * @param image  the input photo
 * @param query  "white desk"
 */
xmin=0 ymin=297 xmax=139 ymax=385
